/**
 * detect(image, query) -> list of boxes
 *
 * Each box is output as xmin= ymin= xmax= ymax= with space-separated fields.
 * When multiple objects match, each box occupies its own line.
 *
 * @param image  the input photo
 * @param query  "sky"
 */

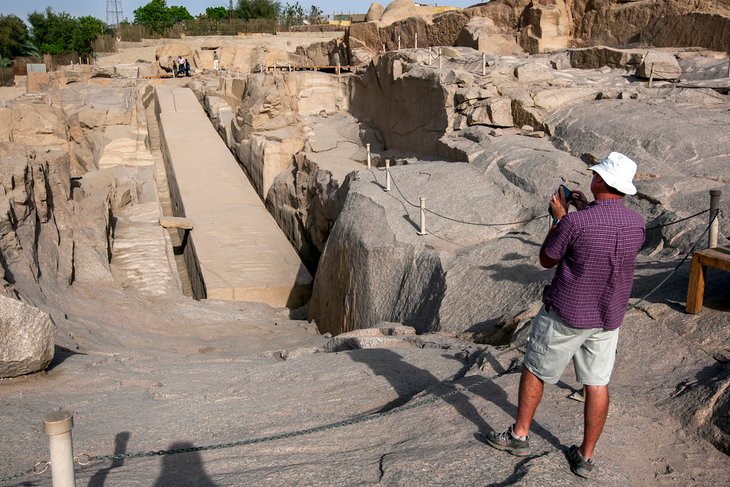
xmin=0 ymin=0 xmax=480 ymax=24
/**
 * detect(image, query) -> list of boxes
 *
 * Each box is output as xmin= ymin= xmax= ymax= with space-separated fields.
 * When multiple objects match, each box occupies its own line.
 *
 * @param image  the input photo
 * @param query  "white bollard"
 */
xmin=336 ymin=62 xmax=341 ymax=76
xmin=385 ymin=159 xmax=391 ymax=192
xmin=415 ymin=33 xmax=418 ymax=50
xmin=648 ymin=64 xmax=654 ymax=88
xmin=366 ymin=143 xmax=371 ymax=169
xmin=398 ymin=35 xmax=401 ymax=51
xmin=709 ymin=189 xmax=721 ymax=248
xmin=43 ymin=411 xmax=76 ymax=487
xmin=418 ymin=197 xmax=428 ymax=235
xmin=482 ymin=53 xmax=486 ymax=76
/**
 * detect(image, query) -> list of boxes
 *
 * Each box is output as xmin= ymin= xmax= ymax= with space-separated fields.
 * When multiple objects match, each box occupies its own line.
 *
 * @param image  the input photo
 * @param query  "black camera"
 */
xmin=548 ymin=185 xmax=573 ymax=217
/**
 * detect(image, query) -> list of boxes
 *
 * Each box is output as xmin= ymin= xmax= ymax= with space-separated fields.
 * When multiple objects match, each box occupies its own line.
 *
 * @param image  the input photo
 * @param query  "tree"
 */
xmin=27 ymin=8 xmax=109 ymax=57
xmin=279 ymin=2 xmax=304 ymax=29
xmin=204 ymin=6 xmax=229 ymax=20
xmin=28 ymin=8 xmax=77 ymax=54
xmin=305 ymin=5 xmax=324 ymax=25
xmin=72 ymin=16 xmax=108 ymax=57
xmin=134 ymin=0 xmax=193 ymax=33
xmin=0 ymin=14 xmax=30 ymax=59
xmin=236 ymin=0 xmax=280 ymax=20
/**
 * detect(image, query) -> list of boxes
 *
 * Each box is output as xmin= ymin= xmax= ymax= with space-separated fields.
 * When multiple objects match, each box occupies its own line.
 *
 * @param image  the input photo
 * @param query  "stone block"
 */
xmin=637 ymin=52 xmax=681 ymax=80
xmin=0 ymin=295 xmax=56 ymax=378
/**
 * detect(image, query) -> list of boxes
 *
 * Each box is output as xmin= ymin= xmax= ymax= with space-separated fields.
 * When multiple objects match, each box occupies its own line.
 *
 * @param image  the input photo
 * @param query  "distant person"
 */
xmin=213 ymin=50 xmax=219 ymax=72
xmin=177 ymin=56 xmax=185 ymax=76
xmin=485 ymin=152 xmax=645 ymax=479
xmin=184 ymin=58 xmax=190 ymax=77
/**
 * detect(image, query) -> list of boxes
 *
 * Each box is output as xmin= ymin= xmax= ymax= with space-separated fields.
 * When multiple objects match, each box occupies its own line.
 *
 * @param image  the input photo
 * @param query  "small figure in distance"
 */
xmin=485 ymin=152 xmax=646 ymax=480
xmin=213 ymin=50 xmax=219 ymax=72
xmin=177 ymin=55 xmax=185 ymax=76
xmin=184 ymin=58 xmax=190 ymax=77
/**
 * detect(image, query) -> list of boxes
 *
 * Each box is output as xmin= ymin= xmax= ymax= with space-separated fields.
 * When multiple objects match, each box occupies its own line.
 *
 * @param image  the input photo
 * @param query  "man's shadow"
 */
xmin=88 ymin=432 xmax=130 ymax=487
xmin=153 ymin=442 xmax=217 ymax=487
xmin=347 ymin=348 xmax=563 ymax=450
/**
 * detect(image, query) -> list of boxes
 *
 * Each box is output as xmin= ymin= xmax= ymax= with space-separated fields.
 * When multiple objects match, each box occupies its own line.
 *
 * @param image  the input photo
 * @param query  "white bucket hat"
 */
xmin=589 ymin=152 xmax=637 ymax=195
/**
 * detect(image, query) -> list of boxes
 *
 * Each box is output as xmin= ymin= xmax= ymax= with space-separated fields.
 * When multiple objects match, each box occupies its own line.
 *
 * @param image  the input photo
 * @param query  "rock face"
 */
xmin=232 ymin=72 xmax=349 ymax=200
xmin=308 ymin=137 xmax=584 ymax=337
xmin=343 ymin=0 xmax=730 ymax=63
xmin=0 ymin=295 xmax=56 ymax=378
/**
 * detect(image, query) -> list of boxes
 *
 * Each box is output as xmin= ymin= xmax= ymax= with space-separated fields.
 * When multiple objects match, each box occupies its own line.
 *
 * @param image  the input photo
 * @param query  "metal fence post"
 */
xmin=43 ymin=411 xmax=76 ymax=487
xmin=366 ymin=143 xmax=371 ymax=169
xmin=385 ymin=159 xmax=391 ymax=192
xmin=709 ymin=189 xmax=721 ymax=248
xmin=418 ymin=197 xmax=428 ymax=235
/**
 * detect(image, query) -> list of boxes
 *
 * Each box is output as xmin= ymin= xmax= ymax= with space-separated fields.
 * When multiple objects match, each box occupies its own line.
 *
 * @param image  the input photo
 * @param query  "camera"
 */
xmin=548 ymin=185 xmax=573 ymax=217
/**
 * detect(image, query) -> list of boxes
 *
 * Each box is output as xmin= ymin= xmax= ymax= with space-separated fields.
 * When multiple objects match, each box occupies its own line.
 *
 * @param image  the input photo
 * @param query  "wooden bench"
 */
xmin=685 ymin=245 xmax=730 ymax=313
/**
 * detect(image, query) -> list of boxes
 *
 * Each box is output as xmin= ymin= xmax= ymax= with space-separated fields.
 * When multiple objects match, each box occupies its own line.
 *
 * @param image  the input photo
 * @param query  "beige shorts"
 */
xmin=523 ymin=306 xmax=619 ymax=386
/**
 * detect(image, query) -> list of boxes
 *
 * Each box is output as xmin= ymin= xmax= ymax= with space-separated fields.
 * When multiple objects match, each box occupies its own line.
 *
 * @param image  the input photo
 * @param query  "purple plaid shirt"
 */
xmin=542 ymin=199 xmax=645 ymax=330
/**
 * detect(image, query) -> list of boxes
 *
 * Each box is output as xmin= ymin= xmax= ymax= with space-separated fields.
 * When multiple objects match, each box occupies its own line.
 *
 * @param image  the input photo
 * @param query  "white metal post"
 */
xmin=709 ymin=189 xmax=721 ymax=248
xmin=43 ymin=411 xmax=76 ymax=487
xmin=482 ymin=53 xmax=486 ymax=76
xmin=385 ymin=159 xmax=391 ymax=192
xmin=415 ymin=33 xmax=418 ymax=50
xmin=398 ymin=35 xmax=401 ymax=51
xmin=418 ymin=197 xmax=427 ymax=235
xmin=648 ymin=64 xmax=654 ymax=88
xmin=366 ymin=143 xmax=371 ymax=169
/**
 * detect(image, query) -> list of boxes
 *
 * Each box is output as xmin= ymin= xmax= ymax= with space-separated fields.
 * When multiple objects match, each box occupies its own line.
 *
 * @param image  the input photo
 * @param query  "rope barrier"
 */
xmin=367 ymin=166 xmax=718 ymax=232
xmin=645 ymin=209 xmax=709 ymax=231
xmin=0 ymin=362 xmax=521 ymax=484
xmin=631 ymin=210 xmax=720 ymax=309
xmin=371 ymin=166 xmax=548 ymax=227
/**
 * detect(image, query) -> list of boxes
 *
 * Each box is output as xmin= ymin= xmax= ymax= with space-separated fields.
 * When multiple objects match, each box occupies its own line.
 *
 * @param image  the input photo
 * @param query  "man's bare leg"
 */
xmin=581 ymin=384 xmax=609 ymax=459
xmin=513 ymin=368 xmax=544 ymax=437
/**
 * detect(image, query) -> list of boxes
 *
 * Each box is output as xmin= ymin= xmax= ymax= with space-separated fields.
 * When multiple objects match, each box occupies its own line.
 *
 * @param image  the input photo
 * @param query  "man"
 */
xmin=486 ymin=152 xmax=645 ymax=479
xmin=213 ymin=50 xmax=219 ymax=72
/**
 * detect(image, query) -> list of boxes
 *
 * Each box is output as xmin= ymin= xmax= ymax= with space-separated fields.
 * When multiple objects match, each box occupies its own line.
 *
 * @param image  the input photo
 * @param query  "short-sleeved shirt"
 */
xmin=542 ymin=199 xmax=645 ymax=330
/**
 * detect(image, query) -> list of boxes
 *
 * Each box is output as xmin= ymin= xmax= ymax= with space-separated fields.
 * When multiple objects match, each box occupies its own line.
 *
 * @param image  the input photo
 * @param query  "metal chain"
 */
xmin=0 ymin=461 xmax=49 ymax=484
xmin=73 ymin=362 xmax=521 ymax=466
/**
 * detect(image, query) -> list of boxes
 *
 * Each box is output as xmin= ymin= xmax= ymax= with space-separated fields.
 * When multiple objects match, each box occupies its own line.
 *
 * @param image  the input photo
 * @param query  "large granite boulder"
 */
xmin=10 ymin=103 xmax=68 ymax=146
xmin=0 ymin=292 xmax=56 ymax=378
xmin=308 ymin=135 xmax=586 ymax=337
xmin=636 ymin=51 xmax=682 ymax=80
xmin=155 ymin=42 xmax=193 ymax=72
xmin=366 ymin=2 xmax=386 ymax=22
xmin=456 ymin=16 xmax=525 ymax=56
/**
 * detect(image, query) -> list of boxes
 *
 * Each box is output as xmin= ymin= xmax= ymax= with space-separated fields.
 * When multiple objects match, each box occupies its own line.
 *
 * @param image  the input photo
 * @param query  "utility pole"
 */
xmin=106 ymin=0 xmax=123 ymax=28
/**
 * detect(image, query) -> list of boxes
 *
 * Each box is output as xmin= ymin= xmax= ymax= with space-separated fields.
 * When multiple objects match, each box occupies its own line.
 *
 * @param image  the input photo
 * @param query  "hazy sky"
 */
xmin=0 ymin=0 xmax=480 ymax=24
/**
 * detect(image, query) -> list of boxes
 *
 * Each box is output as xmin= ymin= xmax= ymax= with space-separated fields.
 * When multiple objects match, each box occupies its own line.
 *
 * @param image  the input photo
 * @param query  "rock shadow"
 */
xmin=153 ymin=442 xmax=216 ymax=487
xmin=347 ymin=348 xmax=564 ymax=451
xmin=47 ymin=345 xmax=87 ymax=371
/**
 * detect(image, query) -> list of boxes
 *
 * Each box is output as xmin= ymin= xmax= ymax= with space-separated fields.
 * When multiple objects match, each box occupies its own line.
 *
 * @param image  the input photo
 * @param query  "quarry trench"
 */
xmin=3 ymin=25 xmax=730 ymax=484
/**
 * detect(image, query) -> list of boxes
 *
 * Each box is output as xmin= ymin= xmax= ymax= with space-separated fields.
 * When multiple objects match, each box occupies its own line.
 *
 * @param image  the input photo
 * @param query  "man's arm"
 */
xmin=540 ymin=224 xmax=561 ymax=268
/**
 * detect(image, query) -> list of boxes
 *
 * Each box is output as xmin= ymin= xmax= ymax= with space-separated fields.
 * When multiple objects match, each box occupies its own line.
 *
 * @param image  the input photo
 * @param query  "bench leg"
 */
xmin=685 ymin=254 xmax=706 ymax=314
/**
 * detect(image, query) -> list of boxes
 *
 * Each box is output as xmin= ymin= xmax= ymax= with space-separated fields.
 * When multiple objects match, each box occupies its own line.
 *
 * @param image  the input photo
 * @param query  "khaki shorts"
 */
xmin=523 ymin=306 xmax=619 ymax=386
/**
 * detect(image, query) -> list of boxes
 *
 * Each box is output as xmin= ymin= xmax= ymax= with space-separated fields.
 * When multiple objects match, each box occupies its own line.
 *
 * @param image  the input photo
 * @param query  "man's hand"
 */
xmin=570 ymin=190 xmax=589 ymax=211
xmin=549 ymin=187 xmax=569 ymax=221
